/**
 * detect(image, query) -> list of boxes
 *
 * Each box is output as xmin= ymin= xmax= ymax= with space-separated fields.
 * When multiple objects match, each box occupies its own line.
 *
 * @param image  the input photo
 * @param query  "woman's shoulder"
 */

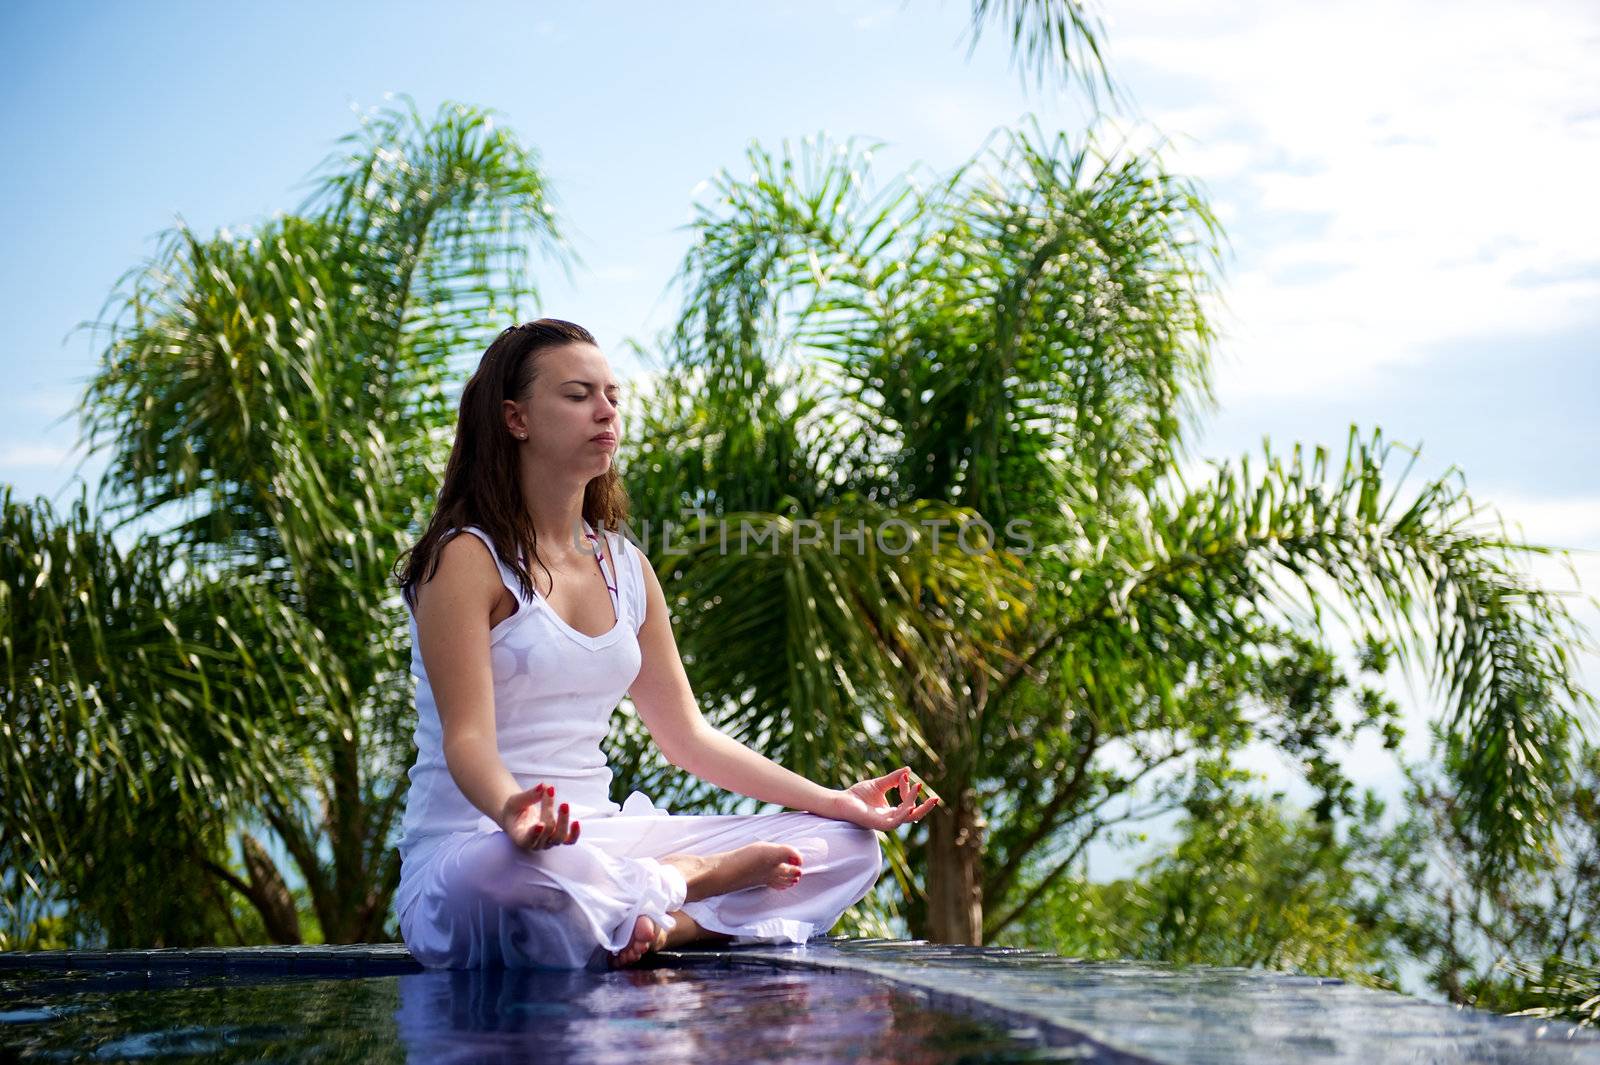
xmin=435 ymin=525 xmax=499 ymax=564
xmin=422 ymin=527 xmax=507 ymax=597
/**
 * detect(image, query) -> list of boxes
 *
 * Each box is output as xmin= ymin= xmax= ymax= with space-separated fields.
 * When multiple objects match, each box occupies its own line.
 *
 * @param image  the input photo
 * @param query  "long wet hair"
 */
xmin=395 ymin=318 xmax=630 ymax=610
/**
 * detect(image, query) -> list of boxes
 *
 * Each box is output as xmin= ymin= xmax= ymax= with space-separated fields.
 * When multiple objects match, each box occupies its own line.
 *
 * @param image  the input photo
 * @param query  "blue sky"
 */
xmin=4 ymin=0 xmax=1597 ymax=866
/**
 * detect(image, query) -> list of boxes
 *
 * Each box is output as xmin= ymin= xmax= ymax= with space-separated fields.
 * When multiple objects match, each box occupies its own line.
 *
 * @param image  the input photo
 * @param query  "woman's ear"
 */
xmin=502 ymin=397 xmax=529 ymax=441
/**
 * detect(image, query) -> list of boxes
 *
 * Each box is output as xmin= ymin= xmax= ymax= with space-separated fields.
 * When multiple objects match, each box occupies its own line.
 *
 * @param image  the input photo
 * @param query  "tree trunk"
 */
xmin=326 ymin=730 xmax=365 ymax=942
xmin=924 ymin=786 xmax=986 ymax=944
xmin=241 ymin=833 xmax=302 ymax=944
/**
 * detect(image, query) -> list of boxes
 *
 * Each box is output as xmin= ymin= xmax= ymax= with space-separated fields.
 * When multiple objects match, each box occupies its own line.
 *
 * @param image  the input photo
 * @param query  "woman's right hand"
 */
xmin=499 ymin=783 xmax=580 ymax=850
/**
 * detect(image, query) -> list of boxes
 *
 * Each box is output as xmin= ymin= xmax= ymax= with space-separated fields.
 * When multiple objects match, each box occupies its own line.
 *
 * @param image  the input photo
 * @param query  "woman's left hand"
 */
xmin=826 ymin=767 xmax=940 ymax=831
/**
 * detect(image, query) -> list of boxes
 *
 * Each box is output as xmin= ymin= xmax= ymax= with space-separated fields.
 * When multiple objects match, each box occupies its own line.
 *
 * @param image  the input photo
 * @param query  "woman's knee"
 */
xmin=805 ymin=818 xmax=881 ymax=878
xmin=843 ymin=823 xmax=883 ymax=877
xmin=446 ymin=832 xmax=563 ymax=907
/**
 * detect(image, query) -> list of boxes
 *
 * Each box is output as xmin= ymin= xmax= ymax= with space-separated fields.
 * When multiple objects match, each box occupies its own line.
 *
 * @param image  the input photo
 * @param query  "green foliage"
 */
xmin=996 ymin=742 xmax=1600 ymax=1019
xmin=619 ymin=116 xmax=1594 ymax=944
xmin=0 ymin=488 xmax=331 ymax=947
xmin=965 ymin=0 xmax=1119 ymax=104
xmin=979 ymin=617 xmax=1404 ymax=941
xmin=1358 ymin=742 xmax=1600 ymax=1013
xmin=998 ymin=774 xmax=1400 ymax=986
xmin=2 ymin=97 xmax=570 ymax=946
xmin=1509 ymin=958 xmax=1600 ymax=1028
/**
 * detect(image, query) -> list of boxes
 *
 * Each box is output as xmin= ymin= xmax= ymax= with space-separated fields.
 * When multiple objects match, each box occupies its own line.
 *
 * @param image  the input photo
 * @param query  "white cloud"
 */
xmin=1101 ymin=0 xmax=1600 ymax=401
xmin=847 ymin=3 xmax=897 ymax=31
xmin=1479 ymin=491 xmax=1600 ymax=550
xmin=0 ymin=443 xmax=73 ymax=469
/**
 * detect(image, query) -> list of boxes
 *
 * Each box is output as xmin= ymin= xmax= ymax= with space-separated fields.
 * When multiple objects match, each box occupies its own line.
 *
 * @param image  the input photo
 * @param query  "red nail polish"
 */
xmin=560 ymin=803 xmax=569 ymax=815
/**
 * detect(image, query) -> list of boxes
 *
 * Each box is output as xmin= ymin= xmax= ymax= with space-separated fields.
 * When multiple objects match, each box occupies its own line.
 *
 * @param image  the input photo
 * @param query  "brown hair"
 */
xmin=395 ymin=318 xmax=630 ymax=609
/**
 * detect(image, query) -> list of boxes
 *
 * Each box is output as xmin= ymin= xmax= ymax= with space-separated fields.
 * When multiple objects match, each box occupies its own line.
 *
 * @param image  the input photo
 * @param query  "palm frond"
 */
xmin=964 ymin=0 xmax=1120 ymax=104
xmin=1014 ymin=426 xmax=1596 ymax=880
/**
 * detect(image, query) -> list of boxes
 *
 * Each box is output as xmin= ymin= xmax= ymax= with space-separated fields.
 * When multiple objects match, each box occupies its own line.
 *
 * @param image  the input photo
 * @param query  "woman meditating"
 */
xmin=393 ymin=318 xmax=939 ymax=970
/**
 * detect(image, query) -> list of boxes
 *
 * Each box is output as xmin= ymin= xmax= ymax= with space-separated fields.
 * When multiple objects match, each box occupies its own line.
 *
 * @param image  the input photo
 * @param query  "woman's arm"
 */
xmin=628 ymin=548 xmax=936 ymax=828
xmin=414 ymin=534 xmax=575 ymax=849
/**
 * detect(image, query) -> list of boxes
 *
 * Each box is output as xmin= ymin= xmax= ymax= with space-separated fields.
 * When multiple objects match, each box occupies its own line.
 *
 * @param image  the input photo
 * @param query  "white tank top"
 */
xmin=397 ymin=521 xmax=647 ymax=861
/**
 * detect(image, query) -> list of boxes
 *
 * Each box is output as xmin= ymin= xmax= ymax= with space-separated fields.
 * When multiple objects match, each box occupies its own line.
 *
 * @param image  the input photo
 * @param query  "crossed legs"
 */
xmin=611 ymin=841 xmax=804 ymax=967
xmin=399 ymin=812 xmax=881 ymax=970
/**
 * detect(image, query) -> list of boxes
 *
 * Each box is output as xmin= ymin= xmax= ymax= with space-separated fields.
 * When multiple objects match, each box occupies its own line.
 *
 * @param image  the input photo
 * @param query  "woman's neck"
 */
xmin=520 ymin=475 xmax=590 ymax=557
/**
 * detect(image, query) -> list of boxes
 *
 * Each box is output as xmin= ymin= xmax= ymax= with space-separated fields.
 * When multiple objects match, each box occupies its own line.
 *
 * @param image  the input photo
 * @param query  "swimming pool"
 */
xmin=3 ymin=937 xmax=1596 ymax=1063
xmin=0 ymin=953 xmax=1060 ymax=1063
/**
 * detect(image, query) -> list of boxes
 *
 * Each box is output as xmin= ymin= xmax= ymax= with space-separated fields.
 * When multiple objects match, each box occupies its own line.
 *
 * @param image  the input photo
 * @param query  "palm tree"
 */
xmin=1 ymin=97 xmax=571 ymax=946
xmin=617 ymin=122 xmax=1596 ymax=944
xmin=0 ymin=486 xmax=335 ymax=946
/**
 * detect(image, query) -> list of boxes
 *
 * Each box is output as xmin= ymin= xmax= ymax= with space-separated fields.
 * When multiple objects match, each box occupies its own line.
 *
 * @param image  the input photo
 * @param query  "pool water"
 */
xmin=0 ymin=963 xmax=1069 ymax=1064
xmin=7 ymin=938 xmax=1596 ymax=1063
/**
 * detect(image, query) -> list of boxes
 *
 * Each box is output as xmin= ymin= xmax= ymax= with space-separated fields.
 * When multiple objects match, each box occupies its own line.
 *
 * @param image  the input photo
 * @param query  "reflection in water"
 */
xmin=0 ymin=968 xmax=407 ymax=1061
xmin=1 ymin=963 xmax=1052 ymax=1063
xmin=396 ymin=964 xmax=1035 ymax=1065
xmin=8 ymin=943 xmax=1595 ymax=1064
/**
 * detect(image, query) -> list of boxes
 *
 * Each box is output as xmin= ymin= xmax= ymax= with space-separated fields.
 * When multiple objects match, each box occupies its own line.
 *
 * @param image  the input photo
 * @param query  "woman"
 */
xmin=393 ymin=319 xmax=938 ymax=970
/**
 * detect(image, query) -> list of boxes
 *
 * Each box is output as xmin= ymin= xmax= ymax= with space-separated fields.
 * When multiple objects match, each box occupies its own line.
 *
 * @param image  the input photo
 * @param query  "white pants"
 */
xmin=397 ymin=793 xmax=884 ymax=970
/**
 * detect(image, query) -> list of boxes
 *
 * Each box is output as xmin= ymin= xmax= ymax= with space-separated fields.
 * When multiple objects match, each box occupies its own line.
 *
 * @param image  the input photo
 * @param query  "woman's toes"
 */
xmin=758 ymin=845 xmax=802 ymax=889
xmin=613 ymin=915 xmax=658 ymax=968
xmin=770 ymin=861 xmax=803 ymax=889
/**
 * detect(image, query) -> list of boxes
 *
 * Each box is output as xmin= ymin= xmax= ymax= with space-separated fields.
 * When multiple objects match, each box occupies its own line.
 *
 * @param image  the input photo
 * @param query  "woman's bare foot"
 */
xmin=610 ymin=844 xmax=801 ymax=967
xmin=665 ymin=842 xmax=804 ymax=903
xmin=611 ymin=914 xmax=669 ymax=968
xmin=610 ymin=910 xmax=728 ymax=968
